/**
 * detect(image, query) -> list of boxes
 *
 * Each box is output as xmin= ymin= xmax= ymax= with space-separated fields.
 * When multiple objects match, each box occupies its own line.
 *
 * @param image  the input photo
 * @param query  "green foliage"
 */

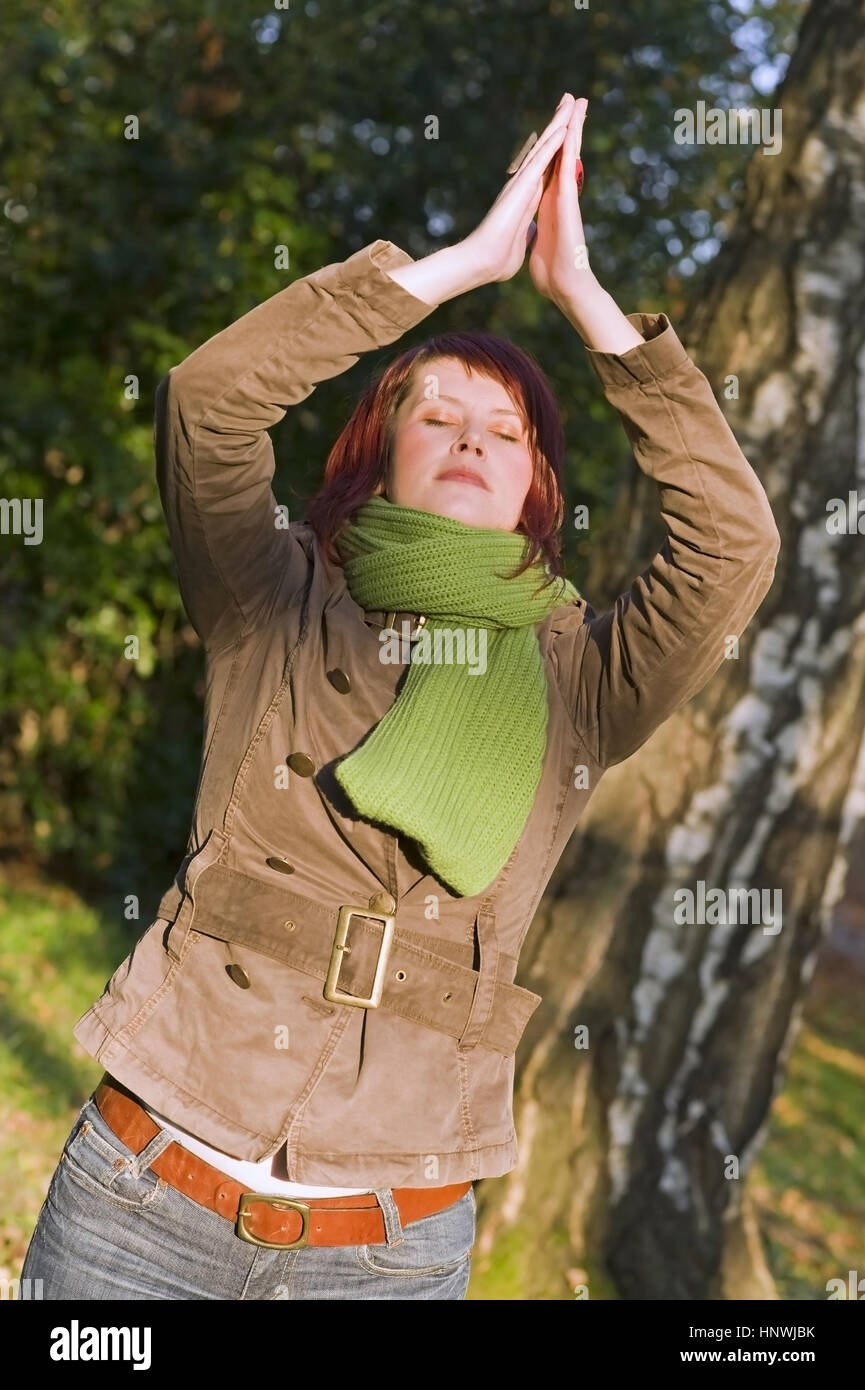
xmin=750 ymin=973 xmax=865 ymax=1299
xmin=0 ymin=870 xmax=135 ymax=1280
xmin=0 ymin=0 xmax=802 ymax=882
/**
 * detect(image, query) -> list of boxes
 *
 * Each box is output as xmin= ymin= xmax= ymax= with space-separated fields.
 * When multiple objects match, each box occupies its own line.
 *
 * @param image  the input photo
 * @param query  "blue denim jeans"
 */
xmin=21 ymin=1095 xmax=476 ymax=1300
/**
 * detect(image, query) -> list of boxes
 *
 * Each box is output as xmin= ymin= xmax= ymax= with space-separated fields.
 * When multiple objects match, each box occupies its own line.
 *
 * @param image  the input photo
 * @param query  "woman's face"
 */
xmin=374 ymin=357 xmax=535 ymax=531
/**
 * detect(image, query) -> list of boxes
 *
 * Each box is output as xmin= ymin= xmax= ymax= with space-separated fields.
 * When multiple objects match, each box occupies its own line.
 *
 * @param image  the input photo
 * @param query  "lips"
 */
xmin=436 ymin=466 xmax=488 ymax=490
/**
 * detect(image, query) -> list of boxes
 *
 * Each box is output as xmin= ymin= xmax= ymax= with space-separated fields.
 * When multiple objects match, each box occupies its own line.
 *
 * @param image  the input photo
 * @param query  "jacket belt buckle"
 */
xmin=385 ymin=611 xmax=426 ymax=641
xmin=236 ymin=1194 xmax=310 ymax=1249
xmin=323 ymin=905 xmax=396 ymax=1009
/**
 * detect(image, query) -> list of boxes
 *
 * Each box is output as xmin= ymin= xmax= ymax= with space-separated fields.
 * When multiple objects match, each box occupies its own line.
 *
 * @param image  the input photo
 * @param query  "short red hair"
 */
xmin=303 ymin=331 xmax=569 ymax=588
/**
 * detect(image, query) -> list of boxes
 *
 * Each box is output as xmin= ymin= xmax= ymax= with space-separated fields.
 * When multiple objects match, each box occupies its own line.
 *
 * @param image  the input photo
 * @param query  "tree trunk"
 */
xmin=474 ymin=0 xmax=865 ymax=1300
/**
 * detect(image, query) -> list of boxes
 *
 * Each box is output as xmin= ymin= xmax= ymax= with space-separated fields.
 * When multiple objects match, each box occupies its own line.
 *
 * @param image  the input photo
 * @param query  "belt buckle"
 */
xmin=385 ymin=611 xmax=426 ymax=641
xmin=323 ymin=904 xmax=395 ymax=1008
xmin=236 ymin=1193 xmax=310 ymax=1249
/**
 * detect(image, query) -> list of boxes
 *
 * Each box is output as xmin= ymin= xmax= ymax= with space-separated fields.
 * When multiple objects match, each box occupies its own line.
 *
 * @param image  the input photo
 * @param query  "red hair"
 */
xmin=303 ymin=331 xmax=570 ymax=589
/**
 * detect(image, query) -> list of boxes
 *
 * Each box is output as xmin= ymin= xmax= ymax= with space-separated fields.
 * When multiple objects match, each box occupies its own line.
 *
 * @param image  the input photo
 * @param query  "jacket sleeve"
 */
xmin=550 ymin=311 xmax=781 ymax=768
xmin=154 ymin=239 xmax=439 ymax=651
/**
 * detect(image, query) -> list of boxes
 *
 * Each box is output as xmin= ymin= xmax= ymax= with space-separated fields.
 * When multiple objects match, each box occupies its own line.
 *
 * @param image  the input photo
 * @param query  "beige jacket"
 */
xmin=73 ymin=239 xmax=781 ymax=1186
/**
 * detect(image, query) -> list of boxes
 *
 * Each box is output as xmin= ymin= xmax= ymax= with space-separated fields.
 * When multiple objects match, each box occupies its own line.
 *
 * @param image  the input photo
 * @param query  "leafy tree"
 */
xmin=0 ymin=0 xmax=801 ymax=907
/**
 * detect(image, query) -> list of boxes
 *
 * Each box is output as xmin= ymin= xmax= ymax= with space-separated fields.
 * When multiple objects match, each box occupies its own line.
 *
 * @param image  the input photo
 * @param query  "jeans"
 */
xmin=21 ymin=1095 xmax=476 ymax=1300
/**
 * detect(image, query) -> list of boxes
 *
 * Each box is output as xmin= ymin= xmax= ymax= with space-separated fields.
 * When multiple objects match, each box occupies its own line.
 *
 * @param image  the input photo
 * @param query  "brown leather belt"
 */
xmin=94 ymin=1075 xmax=471 ymax=1249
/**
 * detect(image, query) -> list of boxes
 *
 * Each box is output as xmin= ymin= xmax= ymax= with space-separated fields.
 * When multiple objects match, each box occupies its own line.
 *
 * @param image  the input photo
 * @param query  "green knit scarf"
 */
xmin=333 ymin=495 xmax=580 ymax=898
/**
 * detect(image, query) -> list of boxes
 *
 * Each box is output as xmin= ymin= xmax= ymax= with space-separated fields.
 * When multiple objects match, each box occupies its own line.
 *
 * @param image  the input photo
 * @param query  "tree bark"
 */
xmin=474 ymin=0 xmax=865 ymax=1299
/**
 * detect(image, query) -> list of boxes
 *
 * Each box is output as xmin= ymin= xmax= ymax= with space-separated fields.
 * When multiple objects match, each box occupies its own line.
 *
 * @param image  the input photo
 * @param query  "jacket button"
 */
xmin=226 ymin=963 xmax=250 ymax=989
xmin=327 ymin=667 xmax=351 ymax=694
xmin=265 ymin=856 xmax=295 ymax=874
xmin=287 ymin=752 xmax=316 ymax=777
xmin=369 ymin=891 xmax=396 ymax=915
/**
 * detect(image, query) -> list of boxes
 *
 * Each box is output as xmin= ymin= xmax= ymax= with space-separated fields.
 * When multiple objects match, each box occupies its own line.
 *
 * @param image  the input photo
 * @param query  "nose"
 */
xmin=452 ymin=430 xmax=484 ymax=458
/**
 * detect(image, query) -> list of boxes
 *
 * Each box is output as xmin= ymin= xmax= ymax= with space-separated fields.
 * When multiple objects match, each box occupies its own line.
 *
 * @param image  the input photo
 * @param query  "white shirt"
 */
xmin=145 ymin=1103 xmax=373 ymax=1198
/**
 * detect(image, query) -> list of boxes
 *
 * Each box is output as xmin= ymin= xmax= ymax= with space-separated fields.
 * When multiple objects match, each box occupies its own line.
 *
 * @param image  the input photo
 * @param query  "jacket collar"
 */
xmin=309 ymin=523 xmax=424 ymax=631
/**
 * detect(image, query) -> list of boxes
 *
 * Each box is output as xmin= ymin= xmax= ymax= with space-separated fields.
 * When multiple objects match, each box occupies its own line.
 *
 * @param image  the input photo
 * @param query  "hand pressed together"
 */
xmin=460 ymin=91 xmax=595 ymax=307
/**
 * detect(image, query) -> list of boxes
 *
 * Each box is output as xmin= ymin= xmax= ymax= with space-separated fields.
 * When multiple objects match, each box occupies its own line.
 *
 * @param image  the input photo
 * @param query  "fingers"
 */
xmin=541 ymin=97 xmax=587 ymax=210
xmin=571 ymin=96 xmax=588 ymax=161
xmin=509 ymin=112 xmax=571 ymax=197
xmin=528 ymin=95 xmax=576 ymax=165
xmin=495 ymin=93 xmax=580 ymax=230
xmin=506 ymin=93 xmax=574 ymax=177
xmin=506 ymin=130 xmax=538 ymax=177
xmin=547 ymin=91 xmax=577 ymax=132
xmin=558 ymin=98 xmax=586 ymax=197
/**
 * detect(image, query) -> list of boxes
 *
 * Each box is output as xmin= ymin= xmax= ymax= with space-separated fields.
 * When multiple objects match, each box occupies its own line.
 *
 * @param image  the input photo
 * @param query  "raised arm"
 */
xmin=154 ymin=240 xmax=440 ymax=652
xmin=550 ymin=310 xmax=780 ymax=766
xmin=532 ymin=95 xmax=780 ymax=764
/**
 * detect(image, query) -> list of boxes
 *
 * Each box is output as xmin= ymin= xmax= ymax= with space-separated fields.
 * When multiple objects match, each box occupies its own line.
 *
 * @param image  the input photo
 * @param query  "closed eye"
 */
xmin=423 ymin=418 xmax=520 ymax=443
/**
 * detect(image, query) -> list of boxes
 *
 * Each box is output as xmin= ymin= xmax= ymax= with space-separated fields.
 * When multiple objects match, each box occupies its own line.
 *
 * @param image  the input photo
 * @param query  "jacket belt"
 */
xmin=94 ymin=1075 xmax=472 ymax=1249
xmin=165 ymin=860 xmax=541 ymax=1056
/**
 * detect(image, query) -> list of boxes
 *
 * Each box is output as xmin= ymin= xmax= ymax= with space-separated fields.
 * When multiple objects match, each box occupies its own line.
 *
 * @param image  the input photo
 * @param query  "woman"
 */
xmin=22 ymin=93 xmax=780 ymax=1300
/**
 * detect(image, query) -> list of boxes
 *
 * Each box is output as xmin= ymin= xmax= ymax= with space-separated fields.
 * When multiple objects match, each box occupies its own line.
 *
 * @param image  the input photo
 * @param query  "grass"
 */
xmin=0 ymin=864 xmax=134 ymax=1286
xmin=2 ymin=864 xmax=863 ymax=1299
xmin=747 ymin=948 xmax=865 ymax=1300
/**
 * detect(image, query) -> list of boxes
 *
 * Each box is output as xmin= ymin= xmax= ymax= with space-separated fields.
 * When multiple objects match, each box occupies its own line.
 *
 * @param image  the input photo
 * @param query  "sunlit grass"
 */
xmin=749 ymin=962 xmax=865 ymax=1301
xmin=0 ymin=868 xmax=133 ymax=1283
